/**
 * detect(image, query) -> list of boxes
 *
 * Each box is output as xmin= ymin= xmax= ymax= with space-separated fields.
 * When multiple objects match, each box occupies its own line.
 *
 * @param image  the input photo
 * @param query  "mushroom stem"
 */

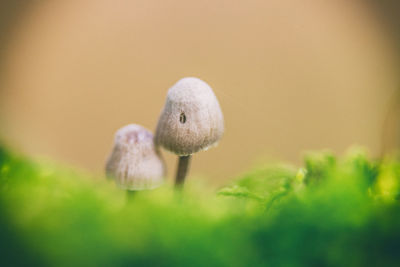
xmin=175 ymin=155 xmax=191 ymax=188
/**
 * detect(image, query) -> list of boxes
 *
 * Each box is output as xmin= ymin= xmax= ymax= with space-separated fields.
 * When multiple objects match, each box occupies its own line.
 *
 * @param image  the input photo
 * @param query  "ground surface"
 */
xmin=1 ymin=146 xmax=400 ymax=267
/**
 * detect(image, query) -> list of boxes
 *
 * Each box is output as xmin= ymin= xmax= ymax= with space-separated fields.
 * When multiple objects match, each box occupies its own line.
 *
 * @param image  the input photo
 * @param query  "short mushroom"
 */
xmin=106 ymin=124 xmax=165 ymax=192
xmin=155 ymin=77 xmax=224 ymax=188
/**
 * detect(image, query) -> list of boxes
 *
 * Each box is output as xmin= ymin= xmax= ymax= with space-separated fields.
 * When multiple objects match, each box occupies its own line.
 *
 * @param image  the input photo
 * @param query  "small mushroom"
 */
xmin=155 ymin=77 xmax=224 ymax=188
xmin=106 ymin=124 xmax=165 ymax=191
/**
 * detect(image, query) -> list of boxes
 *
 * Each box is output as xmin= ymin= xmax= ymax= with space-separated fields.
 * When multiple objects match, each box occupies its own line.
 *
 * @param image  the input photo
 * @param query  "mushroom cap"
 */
xmin=106 ymin=124 xmax=165 ymax=190
xmin=155 ymin=77 xmax=224 ymax=156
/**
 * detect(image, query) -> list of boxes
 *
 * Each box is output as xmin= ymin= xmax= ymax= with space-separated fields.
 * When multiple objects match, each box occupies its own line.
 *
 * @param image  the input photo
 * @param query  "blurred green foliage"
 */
xmin=1 ymin=146 xmax=400 ymax=267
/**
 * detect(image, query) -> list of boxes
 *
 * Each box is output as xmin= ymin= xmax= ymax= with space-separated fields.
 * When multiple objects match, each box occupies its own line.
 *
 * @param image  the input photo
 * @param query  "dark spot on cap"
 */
xmin=179 ymin=112 xmax=186 ymax=124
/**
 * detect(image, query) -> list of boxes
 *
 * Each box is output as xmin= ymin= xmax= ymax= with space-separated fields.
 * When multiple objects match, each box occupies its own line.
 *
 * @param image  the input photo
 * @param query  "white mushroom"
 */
xmin=106 ymin=124 xmax=165 ymax=191
xmin=155 ymin=77 xmax=224 ymax=187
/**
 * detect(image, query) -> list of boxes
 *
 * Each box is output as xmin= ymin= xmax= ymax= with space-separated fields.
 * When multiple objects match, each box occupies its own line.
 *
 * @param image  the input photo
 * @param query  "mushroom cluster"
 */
xmin=106 ymin=77 xmax=223 ymax=193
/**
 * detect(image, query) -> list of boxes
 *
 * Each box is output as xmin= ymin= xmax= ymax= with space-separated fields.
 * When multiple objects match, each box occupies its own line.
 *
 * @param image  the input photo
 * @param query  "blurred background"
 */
xmin=0 ymin=0 xmax=399 ymax=185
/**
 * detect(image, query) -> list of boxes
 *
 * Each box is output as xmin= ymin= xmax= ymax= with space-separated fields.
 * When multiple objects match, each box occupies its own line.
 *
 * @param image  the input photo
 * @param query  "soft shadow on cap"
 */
xmin=106 ymin=124 xmax=165 ymax=190
xmin=155 ymin=77 xmax=224 ymax=156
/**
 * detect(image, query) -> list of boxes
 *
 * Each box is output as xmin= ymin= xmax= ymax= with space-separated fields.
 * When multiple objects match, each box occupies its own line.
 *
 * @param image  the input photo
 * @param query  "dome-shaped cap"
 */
xmin=106 ymin=124 xmax=165 ymax=190
xmin=155 ymin=77 xmax=224 ymax=155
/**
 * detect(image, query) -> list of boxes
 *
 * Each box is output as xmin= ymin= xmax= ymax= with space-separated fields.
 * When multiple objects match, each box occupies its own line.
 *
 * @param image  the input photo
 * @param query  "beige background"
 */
xmin=0 ymin=0 xmax=399 ymax=185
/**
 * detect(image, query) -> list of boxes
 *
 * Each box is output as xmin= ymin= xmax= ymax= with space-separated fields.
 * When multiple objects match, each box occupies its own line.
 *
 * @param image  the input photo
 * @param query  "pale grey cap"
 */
xmin=155 ymin=77 xmax=224 ymax=156
xmin=106 ymin=124 xmax=165 ymax=190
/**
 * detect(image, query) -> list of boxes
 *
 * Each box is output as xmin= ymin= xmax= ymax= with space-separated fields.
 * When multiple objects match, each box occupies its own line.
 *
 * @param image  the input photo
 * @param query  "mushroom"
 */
xmin=106 ymin=124 xmax=165 ymax=192
xmin=155 ymin=77 xmax=224 ymax=188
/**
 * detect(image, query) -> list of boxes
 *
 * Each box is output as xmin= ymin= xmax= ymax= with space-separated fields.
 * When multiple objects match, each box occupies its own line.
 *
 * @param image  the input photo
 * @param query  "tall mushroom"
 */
xmin=155 ymin=77 xmax=224 ymax=188
xmin=106 ymin=124 xmax=165 ymax=193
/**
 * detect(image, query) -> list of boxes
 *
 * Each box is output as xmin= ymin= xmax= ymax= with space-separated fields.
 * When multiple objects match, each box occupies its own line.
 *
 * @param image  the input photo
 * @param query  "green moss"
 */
xmin=1 ymin=146 xmax=400 ymax=267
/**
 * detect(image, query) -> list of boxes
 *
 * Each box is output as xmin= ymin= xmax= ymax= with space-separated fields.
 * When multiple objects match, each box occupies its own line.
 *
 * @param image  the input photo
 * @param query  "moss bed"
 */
xmin=1 ymin=146 xmax=400 ymax=267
